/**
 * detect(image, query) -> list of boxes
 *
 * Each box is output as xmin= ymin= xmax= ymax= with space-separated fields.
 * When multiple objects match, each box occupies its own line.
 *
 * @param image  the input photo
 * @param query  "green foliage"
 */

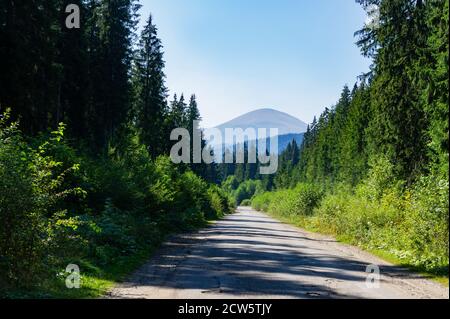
xmin=240 ymin=199 xmax=252 ymax=206
xmin=0 ymin=113 xmax=85 ymax=289
xmin=0 ymin=0 xmax=231 ymax=298
xmin=251 ymin=192 xmax=273 ymax=212
xmin=312 ymin=177 xmax=449 ymax=274
xmin=252 ymin=183 xmax=323 ymax=218
xmin=207 ymin=185 xmax=235 ymax=218
xmin=249 ymin=0 xmax=449 ymax=278
xmin=133 ymin=14 xmax=168 ymax=158
xmin=274 ymin=139 xmax=300 ymax=189
xmin=221 ymin=176 xmax=240 ymax=193
xmin=222 ymin=179 xmax=265 ymax=206
xmin=355 ymin=155 xmax=401 ymax=201
xmin=270 ymin=1 xmax=449 ymax=189
xmin=405 ymin=175 xmax=449 ymax=270
xmin=252 ymin=175 xmax=449 ymax=275
xmin=0 ymin=113 xmax=232 ymax=297
xmin=0 ymin=0 xmax=448 ymax=296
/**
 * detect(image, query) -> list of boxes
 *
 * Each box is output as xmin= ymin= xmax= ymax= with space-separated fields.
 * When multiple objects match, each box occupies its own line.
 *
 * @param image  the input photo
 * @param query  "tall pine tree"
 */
xmin=133 ymin=14 xmax=168 ymax=158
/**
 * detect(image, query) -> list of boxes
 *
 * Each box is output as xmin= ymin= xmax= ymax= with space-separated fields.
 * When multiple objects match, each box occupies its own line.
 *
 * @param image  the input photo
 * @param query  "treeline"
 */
xmin=0 ymin=1 xmax=233 ymax=297
xmin=0 ymin=0 xmax=210 ymax=163
xmin=250 ymin=0 xmax=448 ymax=276
xmin=286 ymin=0 xmax=448 ymax=187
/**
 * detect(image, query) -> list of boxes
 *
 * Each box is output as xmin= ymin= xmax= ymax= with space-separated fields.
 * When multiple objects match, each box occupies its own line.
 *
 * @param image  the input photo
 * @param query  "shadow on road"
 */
xmin=116 ymin=210 xmax=430 ymax=299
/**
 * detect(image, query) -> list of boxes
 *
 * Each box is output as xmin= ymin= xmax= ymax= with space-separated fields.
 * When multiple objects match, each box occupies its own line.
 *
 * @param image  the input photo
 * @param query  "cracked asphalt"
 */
xmin=108 ymin=207 xmax=449 ymax=299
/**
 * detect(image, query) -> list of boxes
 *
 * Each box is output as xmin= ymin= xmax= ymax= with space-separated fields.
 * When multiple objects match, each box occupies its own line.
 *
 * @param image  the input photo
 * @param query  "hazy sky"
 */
xmin=138 ymin=0 xmax=372 ymax=128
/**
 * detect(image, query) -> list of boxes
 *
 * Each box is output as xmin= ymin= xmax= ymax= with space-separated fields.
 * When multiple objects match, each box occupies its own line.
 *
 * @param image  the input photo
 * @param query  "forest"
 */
xmin=0 ymin=0 xmax=232 ymax=297
xmin=0 ymin=0 xmax=448 ymax=298
xmin=241 ymin=0 xmax=449 ymax=280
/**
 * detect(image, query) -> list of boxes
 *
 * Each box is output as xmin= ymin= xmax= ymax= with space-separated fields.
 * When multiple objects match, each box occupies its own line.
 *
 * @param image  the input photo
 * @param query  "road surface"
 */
xmin=108 ymin=207 xmax=448 ymax=299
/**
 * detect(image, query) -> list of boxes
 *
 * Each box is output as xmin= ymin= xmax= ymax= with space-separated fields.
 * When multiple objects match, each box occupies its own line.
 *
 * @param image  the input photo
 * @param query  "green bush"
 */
xmin=1 ymin=112 xmax=231 ymax=295
xmin=0 ymin=113 xmax=84 ymax=288
xmin=223 ymin=179 xmax=265 ymax=205
xmin=252 ymin=192 xmax=272 ymax=212
xmin=207 ymin=185 xmax=234 ymax=218
xmin=405 ymin=176 xmax=449 ymax=271
xmin=252 ymin=183 xmax=323 ymax=217
xmin=252 ymin=166 xmax=449 ymax=275
xmin=311 ymin=178 xmax=449 ymax=274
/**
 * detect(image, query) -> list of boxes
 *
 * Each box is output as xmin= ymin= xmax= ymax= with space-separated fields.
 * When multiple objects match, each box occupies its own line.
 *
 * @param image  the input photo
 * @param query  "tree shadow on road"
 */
xmin=115 ymin=213 xmax=428 ymax=299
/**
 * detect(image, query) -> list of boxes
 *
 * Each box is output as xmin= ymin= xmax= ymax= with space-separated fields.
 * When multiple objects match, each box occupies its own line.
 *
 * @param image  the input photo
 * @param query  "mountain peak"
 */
xmin=213 ymin=108 xmax=307 ymax=136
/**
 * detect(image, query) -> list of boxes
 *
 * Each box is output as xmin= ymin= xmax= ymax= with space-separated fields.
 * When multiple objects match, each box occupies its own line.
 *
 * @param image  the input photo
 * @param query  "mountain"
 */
xmin=205 ymin=108 xmax=306 ymax=154
xmin=213 ymin=108 xmax=307 ymax=137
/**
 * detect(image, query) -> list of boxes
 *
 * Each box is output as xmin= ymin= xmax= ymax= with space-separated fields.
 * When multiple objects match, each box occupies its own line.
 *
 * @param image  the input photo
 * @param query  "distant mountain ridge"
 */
xmin=213 ymin=108 xmax=308 ymax=137
xmin=205 ymin=108 xmax=306 ymax=154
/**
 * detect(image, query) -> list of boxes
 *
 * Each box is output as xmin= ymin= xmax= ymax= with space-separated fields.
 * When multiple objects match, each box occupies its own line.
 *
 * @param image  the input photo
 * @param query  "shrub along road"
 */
xmin=108 ymin=207 xmax=448 ymax=299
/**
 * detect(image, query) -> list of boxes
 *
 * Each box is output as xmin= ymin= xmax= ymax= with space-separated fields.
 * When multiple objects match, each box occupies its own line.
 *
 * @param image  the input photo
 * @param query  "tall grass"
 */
xmin=252 ymin=160 xmax=449 ymax=277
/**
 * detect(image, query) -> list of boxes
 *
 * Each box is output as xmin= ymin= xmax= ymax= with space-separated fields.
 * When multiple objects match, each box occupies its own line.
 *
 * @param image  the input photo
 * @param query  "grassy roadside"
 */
xmin=3 ymin=247 xmax=155 ymax=299
xmin=3 ymin=218 xmax=225 ymax=299
xmin=261 ymin=209 xmax=449 ymax=287
xmin=3 ymin=238 xmax=164 ymax=299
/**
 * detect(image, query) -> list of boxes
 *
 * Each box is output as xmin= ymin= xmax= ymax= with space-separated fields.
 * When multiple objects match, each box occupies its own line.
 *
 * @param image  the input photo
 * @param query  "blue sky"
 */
xmin=138 ymin=0 xmax=372 ymax=128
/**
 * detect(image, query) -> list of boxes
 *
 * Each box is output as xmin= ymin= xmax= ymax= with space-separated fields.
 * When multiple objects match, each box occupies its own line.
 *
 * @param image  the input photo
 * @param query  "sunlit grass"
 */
xmin=2 ymin=249 xmax=155 ymax=299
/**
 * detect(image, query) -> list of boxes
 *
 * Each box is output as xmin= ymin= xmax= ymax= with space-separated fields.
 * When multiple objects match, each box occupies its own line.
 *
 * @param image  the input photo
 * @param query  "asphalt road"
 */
xmin=108 ymin=207 xmax=448 ymax=299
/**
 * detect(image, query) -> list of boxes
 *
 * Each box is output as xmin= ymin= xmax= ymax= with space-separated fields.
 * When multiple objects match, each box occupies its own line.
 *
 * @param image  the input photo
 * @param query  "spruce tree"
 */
xmin=133 ymin=14 xmax=168 ymax=158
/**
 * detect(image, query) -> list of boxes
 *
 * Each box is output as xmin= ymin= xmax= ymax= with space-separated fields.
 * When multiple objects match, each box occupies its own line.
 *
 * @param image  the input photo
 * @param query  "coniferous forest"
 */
xmin=0 ymin=0 xmax=232 ymax=297
xmin=0 ymin=0 xmax=448 ymax=298
xmin=247 ymin=0 xmax=449 ymax=280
